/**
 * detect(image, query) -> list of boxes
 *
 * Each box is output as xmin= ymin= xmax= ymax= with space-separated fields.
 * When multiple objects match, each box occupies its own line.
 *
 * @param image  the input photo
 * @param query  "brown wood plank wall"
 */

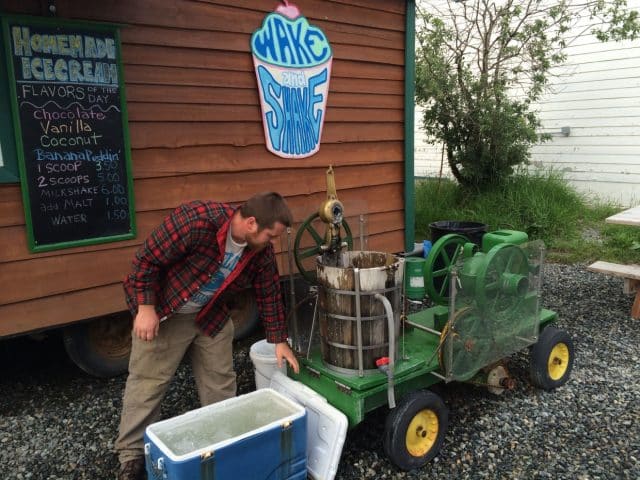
xmin=0 ymin=0 xmax=407 ymax=336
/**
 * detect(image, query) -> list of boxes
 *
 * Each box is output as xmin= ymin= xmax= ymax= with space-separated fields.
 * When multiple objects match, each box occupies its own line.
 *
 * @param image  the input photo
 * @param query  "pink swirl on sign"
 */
xmin=276 ymin=0 xmax=301 ymax=19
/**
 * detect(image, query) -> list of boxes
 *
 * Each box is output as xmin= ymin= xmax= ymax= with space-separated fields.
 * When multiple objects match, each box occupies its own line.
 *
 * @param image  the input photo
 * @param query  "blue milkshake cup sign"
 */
xmin=251 ymin=1 xmax=332 ymax=158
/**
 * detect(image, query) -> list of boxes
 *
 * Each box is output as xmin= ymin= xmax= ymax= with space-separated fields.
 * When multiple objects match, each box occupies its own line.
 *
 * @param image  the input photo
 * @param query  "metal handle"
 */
xmin=326 ymin=165 xmax=338 ymax=199
xmin=286 ymin=227 xmax=299 ymax=351
xmin=354 ymin=268 xmax=364 ymax=376
xmin=144 ymin=443 xmax=167 ymax=480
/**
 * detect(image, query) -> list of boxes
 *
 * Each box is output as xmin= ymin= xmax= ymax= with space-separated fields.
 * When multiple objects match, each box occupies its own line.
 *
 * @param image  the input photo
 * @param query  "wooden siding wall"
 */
xmin=0 ymin=0 xmax=408 ymax=336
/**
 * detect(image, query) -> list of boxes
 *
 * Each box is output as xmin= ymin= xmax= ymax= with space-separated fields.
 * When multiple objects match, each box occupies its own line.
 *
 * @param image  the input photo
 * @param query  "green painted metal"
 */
xmin=404 ymin=257 xmax=427 ymax=300
xmin=290 ymin=303 xmax=557 ymax=428
xmin=471 ymin=244 xmax=530 ymax=312
xmin=481 ymin=229 xmax=530 ymax=252
xmin=539 ymin=308 xmax=557 ymax=327
xmin=0 ymin=26 xmax=18 ymax=183
xmin=293 ymin=212 xmax=352 ymax=282
xmin=424 ymin=234 xmax=469 ymax=305
xmin=403 ymin=0 xmax=416 ymax=252
xmin=290 ymin=306 xmax=445 ymax=427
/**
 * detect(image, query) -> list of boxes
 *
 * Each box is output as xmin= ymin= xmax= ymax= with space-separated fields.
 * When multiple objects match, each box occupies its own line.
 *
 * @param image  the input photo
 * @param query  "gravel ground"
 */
xmin=1 ymin=263 xmax=639 ymax=479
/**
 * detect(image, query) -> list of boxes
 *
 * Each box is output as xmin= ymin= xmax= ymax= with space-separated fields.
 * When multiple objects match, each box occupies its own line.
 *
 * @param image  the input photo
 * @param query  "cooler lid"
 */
xmin=270 ymin=371 xmax=348 ymax=480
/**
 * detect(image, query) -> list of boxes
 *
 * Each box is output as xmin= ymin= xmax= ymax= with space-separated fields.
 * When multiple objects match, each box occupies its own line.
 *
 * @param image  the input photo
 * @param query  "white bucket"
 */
xmin=249 ymin=339 xmax=286 ymax=389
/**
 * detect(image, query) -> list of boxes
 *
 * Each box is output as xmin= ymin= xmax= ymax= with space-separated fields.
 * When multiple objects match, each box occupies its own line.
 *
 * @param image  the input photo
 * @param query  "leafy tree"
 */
xmin=415 ymin=0 xmax=640 ymax=189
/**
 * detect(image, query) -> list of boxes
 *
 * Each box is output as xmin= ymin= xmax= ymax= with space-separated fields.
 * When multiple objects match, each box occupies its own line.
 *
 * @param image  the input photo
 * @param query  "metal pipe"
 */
xmin=444 ymin=268 xmax=459 ymax=381
xmin=359 ymin=214 xmax=364 ymax=250
xmin=354 ymin=268 xmax=364 ymax=377
xmin=401 ymin=257 xmax=407 ymax=361
xmin=374 ymin=293 xmax=396 ymax=409
xmin=404 ymin=320 xmax=441 ymax=336
xmin=286 ymin=227 xmax=299 ymax=351
xmin=306 ymin=292 xmax=319 ymax=360
xmin=319 ymin=285 xmax=398 ymax=295
xmin=516 ymin=336 xmax=535 ymax=343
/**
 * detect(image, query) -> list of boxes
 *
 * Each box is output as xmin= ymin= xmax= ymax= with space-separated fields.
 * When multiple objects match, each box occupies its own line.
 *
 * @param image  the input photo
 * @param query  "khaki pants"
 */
xmin=115 ymin=313 xmax=236 ymax=463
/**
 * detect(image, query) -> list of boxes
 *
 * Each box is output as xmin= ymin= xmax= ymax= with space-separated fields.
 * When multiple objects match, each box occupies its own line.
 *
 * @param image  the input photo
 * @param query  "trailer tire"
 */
xmin=530 ymin=326 xmax=574 ymax=390
xmin=63 ymin=313 xmax=132 ymax=378
xmin=383 ymin=389 xmax=448 ymax=470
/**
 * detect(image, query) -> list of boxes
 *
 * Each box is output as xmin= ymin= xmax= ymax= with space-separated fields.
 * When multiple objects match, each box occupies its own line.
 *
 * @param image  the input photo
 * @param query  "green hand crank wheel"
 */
xmin=424 ymin=234 xmax=469 ymax=305
xmin=293 ymin=212 xmax=353 ymax=282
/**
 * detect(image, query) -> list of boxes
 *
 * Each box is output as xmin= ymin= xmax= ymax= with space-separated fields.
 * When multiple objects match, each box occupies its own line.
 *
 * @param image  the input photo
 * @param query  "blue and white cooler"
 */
xmin=144 ymin=388 xmax=307 ymax=480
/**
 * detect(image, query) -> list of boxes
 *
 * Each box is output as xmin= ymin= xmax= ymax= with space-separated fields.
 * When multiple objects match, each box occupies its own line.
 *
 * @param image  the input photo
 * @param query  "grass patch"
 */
xmin=415 ymin=170 xmax=640 ymax=264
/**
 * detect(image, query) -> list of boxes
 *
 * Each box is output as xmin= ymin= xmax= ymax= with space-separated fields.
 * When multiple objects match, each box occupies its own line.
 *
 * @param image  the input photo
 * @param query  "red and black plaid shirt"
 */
xmin=123 ymin=201 xmax=288 ymax=343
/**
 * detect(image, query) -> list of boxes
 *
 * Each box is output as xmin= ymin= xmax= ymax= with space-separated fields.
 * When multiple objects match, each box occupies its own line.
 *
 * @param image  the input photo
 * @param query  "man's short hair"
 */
xmin=240 ymin=192 xmax=293 ymax=230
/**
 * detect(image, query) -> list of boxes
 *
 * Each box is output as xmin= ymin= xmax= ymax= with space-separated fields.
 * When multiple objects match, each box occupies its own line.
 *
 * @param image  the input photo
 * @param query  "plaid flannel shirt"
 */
xmin=123 ymin=201 xmax=288 ymax=343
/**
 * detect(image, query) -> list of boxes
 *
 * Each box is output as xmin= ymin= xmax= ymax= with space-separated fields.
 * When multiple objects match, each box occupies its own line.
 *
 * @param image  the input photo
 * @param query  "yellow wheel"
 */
xmin=405 ymin=409 xmax=439 ymax=457
xmin=530 ymin=326 xmax=574 ymax=390
xmin=548 ymin=343 xmax=570 ymax=380
xmin=383 ymin=390 xmax=448 ymax=470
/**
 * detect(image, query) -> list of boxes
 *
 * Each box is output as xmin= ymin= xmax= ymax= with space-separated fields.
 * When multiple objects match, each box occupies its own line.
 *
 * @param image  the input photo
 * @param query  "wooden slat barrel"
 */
xmin=316 ymin=251 xmax=404 ymax=374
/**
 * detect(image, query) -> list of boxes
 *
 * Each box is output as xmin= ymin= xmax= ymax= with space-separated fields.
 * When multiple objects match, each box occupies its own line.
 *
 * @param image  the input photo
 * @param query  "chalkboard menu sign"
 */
xmin=1 ymin=16 xmax=135 ymax=252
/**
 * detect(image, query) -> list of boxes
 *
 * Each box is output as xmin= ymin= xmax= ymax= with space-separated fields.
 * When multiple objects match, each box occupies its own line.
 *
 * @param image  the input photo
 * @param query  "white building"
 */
xmin=415 ymin=0 xmax=640 ymax=207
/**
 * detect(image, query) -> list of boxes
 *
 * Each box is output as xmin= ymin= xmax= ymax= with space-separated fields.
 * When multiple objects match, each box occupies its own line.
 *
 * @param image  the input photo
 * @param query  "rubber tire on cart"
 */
xmin=530 ymin=326 xmax=574 ymax=391
xmin=63 ymin=313 xmax=133 ymax=377
xmin=383 ymin=389 xmax=448 ymax=471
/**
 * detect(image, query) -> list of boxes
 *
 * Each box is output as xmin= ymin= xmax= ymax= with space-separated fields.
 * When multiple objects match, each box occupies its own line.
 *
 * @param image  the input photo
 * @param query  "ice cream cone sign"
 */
xmin=251 ymin=1 xmax=332 ymax=159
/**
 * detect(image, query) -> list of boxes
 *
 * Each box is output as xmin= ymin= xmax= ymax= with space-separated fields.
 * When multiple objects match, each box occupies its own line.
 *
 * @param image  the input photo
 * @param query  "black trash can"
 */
xmin=429 ymin=220 xmax=488 ymax=246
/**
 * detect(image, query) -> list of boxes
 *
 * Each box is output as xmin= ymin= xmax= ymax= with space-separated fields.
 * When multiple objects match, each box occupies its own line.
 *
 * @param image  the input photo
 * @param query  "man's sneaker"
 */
xmin=117 ymin=457 xmax=145 ymax=480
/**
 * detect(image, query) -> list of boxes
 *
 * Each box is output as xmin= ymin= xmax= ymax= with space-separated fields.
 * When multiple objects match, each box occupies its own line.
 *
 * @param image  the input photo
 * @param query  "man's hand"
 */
xmin=133 ymin=304 xmax=160 ymax=341
xmin=275 ymin=342 xmax=300 ymax=374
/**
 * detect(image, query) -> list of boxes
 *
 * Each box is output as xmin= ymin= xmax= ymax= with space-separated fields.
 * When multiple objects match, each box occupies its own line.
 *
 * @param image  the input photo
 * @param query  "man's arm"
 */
xmin=126 ymin=203 xmax=201 ymax=341
xmin=129 ymin=203 xmax=196 ymax=307
xmin=252 ymin=247 xmax=289 ymax=343
xmin=252 ymin=247 xmax=298 ymax=372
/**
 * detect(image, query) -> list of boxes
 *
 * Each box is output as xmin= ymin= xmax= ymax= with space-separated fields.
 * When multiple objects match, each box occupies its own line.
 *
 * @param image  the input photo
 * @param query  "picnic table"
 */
xmin=588 ymin=205 xmax=640 ymax=319
xmin=603 ymin=205 xmax=640 ymax=227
